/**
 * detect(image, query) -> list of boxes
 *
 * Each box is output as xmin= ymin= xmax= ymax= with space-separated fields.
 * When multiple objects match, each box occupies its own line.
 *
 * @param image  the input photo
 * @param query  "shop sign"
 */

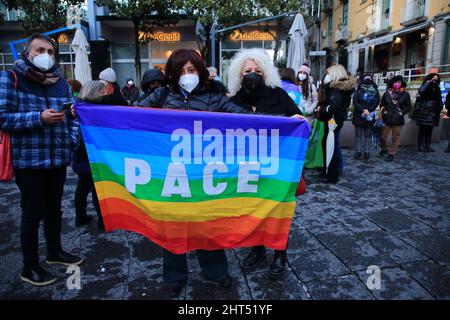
xmin=58 ymin=33 xmax=69 ymax=44
xmin=139 ymin=31 xmax=181 ymax=42
xmin=229 ymin=30 xmax=276 ymax=41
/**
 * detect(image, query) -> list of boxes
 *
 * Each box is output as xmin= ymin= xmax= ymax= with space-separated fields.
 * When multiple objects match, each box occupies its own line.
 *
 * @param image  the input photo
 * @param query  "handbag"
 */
xmin=295 ymin=174 xmax=307 ymax=196
xmin=0 ymin=130 xmax=13 ymax=181
xmin=0 ymin=70 xmax=18 ymax=182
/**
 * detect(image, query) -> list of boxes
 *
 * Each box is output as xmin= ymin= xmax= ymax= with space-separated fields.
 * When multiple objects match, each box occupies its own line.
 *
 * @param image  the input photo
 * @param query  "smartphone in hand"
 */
xmin=60 ymin=102 xmax=72 ymax=113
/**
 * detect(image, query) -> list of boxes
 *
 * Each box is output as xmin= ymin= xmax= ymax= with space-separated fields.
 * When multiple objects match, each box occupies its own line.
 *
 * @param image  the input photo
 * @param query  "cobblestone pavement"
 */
xmin=1 ymin=142 xmax=449 ymax=300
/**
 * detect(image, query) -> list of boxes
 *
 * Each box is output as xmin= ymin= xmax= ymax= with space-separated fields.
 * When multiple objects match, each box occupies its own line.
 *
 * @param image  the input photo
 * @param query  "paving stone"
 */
xmin=305 ymin=274 xmax=374 ymax=300
xmin=397 ymin=229 xmax=450 ymax=265
xmin=288 ymin=249 xmax=352 ymax=282
xmin=314 ymin=231 xmax=398 ymax=271
xmin=357 ymin=268 xmax=434 ymax=300
xmin=401 ymin=260 xmax=450 ymax=300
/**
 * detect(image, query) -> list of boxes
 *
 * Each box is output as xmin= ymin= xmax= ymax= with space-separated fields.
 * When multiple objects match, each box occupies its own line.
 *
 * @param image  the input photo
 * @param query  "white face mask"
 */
xmin=179 ymin=74 xmax=199 ymax=93
xmin=323 ymin=74 xmax=333 ymax=84
xmin=298 ymin=74 xmax=307 ymax=81
xmin=30 ymin=53 xmax=54 ymax=71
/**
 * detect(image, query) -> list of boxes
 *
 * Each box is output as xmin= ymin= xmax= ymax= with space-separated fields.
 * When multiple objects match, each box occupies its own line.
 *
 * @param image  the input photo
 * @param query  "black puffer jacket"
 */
xmin=139 ymin=81 xmax=251 ymax=114
xmin=352 ymin=83 xmax=380 ymax=127
xmin=380 ymin=90 xmax=411 ymax=126
xmin=415 ymin=80 xmax=443 ymax=127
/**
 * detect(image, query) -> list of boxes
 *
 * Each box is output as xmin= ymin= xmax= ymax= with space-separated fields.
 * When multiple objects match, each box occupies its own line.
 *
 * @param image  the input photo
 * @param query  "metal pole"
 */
xmin=211 ymin=22 xmax=216 ymax=68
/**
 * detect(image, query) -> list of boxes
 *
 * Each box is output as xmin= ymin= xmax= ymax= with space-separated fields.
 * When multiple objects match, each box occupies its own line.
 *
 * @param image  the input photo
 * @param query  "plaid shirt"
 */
xmin=0 ymin=67 xmax=79 ymax=169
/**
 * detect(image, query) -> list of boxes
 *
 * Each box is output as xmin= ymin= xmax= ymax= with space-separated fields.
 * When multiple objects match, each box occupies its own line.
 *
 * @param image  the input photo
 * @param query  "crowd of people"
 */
xmin=1 ymin=33 xmax=449 ymax=294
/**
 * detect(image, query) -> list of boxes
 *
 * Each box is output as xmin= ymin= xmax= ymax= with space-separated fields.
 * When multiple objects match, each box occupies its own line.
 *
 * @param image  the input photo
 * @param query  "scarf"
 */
xmin=234 ymin=85 xmax=273 ymax=109
xmin=14 ymin=58 xmax=60 ymax=85
xmin=360 ymin=83 xmax=377 ymax=97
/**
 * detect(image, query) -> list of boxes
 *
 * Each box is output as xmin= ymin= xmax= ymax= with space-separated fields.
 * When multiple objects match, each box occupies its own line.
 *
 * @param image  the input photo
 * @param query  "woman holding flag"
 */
xmin=227 ymin=48 xmax=304 ymax=279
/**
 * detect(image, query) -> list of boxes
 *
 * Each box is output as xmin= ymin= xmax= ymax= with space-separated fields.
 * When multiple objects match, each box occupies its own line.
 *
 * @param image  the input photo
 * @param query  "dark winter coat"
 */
xmin=380 ymin=90 xmax=411 ymax=126
xmin=329 ymin=76 xmax=357 ymax=123
xmin=318 ymin=77 xmax=357 ymax=125
xmin=139 ymin=80 xmax=251 ymax=114
xmin=102 ymin=82 xmax=128 ymax=106
xmin=229 ymin=85 xmax=300 ymax=116
xmin=121 ymin=82 xmax=140 ymax=105
xmin=415 ymin=80 xmax=443 ymax=127
xmin=136 ymin=69 xmax=166 ymax=104
xmin=352 ymin=83 xmax=380 ymax=127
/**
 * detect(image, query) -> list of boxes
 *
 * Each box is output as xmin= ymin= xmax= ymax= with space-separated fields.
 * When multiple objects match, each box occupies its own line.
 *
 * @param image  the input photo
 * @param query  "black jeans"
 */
xmin=14 ymin=167 xmax=67 ymax=267
xmin=418 ymin=125 xmax=433 ymax=144
xmin=163 ymin=249 xmax=229 ymax=285
xmin=74 ymin=173 xmax=101 ymax=221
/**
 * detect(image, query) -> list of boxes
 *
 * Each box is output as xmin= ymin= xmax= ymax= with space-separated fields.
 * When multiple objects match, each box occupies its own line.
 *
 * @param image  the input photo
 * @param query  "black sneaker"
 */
xmin=21 ymin=265 xmax=57 ymax=286
xmin=385 ymin=154 xmax=394 ymax=162
xmin=46 ymin=250 xmax=83 ymax=266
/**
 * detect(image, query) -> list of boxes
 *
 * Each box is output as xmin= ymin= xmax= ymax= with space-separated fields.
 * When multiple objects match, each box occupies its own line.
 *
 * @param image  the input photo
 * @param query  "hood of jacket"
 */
xmin=141 ymin=69 xmax=165 ymax=92
xmin=330 ymin=76 xmax=357 ymax=92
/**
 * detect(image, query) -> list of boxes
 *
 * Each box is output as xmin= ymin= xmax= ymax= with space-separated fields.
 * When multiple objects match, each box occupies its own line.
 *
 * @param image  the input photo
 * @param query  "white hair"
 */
xmin=227 ymin=48 xmax=281 ymax=96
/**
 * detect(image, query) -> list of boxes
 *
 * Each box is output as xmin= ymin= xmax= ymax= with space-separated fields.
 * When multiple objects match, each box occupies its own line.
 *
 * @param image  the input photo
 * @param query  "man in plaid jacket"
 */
xmin=0 ymin=34 xmax=83 ymax=286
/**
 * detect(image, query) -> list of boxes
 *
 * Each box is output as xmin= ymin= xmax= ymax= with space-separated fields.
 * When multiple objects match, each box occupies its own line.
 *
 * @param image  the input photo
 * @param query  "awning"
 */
xmin=349 ymin=20 xmax=431 ymax=51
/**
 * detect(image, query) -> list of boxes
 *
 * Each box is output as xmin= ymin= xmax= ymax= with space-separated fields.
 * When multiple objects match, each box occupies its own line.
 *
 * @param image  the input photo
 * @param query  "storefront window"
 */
xmin=221 ymin=41 xmax=241 ymax=50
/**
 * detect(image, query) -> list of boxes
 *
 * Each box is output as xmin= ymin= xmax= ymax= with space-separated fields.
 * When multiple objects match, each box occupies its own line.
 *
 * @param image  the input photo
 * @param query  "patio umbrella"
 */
xmin=71 ymin=29 xmax=92 ymax=85
xmin=287 ymin=13 xmax=308 ymax=72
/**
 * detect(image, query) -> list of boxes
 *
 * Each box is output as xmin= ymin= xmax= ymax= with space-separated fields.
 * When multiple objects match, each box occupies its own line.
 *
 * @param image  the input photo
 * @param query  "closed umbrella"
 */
xmin=71 ymin=29 xmax=92 ymax=85
xmin=287 ymin=13 xmax=308 ymax=72
xmin=326 ymin=119 xmax=337 ymax=174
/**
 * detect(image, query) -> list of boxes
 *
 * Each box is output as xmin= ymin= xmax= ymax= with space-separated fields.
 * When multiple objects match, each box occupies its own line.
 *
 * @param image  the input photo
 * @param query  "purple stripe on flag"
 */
xmin=75 ymin=103 xmax=311 ymax=139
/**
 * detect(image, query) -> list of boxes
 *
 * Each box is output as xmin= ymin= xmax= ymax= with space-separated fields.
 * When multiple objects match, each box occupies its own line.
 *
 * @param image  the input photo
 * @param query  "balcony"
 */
xmin=401 ymin=0 xmax=427 ymax=27
xmin=335 ymin=26 xmax=350 ymax=43
xmin=321 ymin=0 xmax=333 ymax=16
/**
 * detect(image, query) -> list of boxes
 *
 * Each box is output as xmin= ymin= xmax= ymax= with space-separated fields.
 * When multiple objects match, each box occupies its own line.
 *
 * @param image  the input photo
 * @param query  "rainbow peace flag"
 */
xmin=76 ymin=104 xmax=310 ymax=254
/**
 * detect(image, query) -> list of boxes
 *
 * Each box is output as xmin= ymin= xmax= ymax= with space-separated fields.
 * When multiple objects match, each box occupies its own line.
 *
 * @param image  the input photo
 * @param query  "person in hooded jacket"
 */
xmin=415 ymin=73 xmax=443 ymax=152
xmin=352 ymin=74 xmax=380 ymax=160
xmin=316 ymin=64 xmax=357 ymax=183
xmin=135 ymin=68 xmax=166 ymax=104
xmin=379 ymin=75 xmax=412 ymax=162
xmin=121 ymin=78 xmax=140 ymax=105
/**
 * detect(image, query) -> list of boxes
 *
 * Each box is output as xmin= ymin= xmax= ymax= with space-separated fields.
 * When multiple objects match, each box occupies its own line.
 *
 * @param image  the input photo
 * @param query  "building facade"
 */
xmin=307 ymin=0 xmax=450 ymax=84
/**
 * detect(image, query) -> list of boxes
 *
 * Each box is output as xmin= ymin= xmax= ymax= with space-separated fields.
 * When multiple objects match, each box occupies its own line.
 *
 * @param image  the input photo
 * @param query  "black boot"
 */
xmin=418 ymin=134 xmax=426 ymax=152
xmin=445 ymin=142 xmax=450 ymax=153
xmin=424 ymin=135 xmax=435 ymax=152
xmin=269 ymin=250 xmax=286 ymax=279
xmin=241 ymin=246 xmax=266 ymax=268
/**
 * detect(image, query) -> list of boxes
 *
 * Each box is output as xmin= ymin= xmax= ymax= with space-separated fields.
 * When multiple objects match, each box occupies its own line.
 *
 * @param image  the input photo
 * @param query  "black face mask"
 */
xmin=242 ymin=73 xmax=264 ymax=91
